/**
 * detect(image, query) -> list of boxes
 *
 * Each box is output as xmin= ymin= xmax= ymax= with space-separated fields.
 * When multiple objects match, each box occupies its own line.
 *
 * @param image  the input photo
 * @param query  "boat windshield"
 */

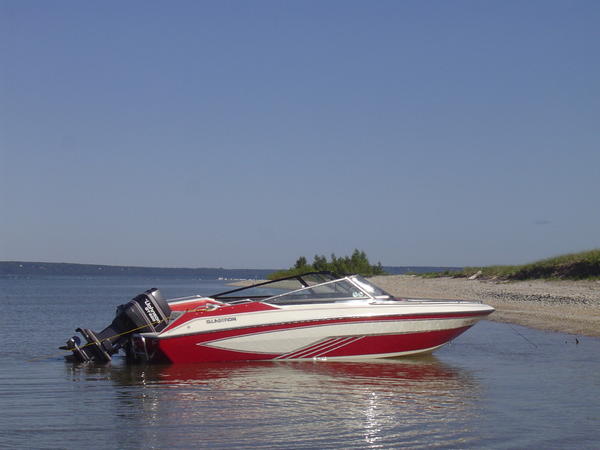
xmin=211 ymin=272 xmax=340 ymax=301
xmin=210 ymin=272 xmax=392 ymax=305
xmin=265 ymin=278 xmax=371 ymax=305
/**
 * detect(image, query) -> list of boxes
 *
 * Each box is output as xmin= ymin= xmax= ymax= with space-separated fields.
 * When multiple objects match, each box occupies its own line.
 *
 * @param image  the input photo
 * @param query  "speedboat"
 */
xmin=62 ymin=272 xmax=494 ymax=364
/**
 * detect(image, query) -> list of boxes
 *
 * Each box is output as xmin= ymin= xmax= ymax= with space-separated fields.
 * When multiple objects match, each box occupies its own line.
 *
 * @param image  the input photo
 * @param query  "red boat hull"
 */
xmin=133 ymin=311 xmax=488 ymax=363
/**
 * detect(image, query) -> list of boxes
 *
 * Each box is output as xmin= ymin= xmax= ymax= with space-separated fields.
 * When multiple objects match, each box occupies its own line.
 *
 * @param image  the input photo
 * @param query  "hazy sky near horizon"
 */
xmin=1 ymin=1 xmax=599 ymax=269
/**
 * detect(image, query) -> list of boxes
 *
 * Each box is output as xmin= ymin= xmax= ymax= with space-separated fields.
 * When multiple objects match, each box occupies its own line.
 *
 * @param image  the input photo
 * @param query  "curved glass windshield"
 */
xmin=211 ymin=272 xmax=340 ymax=302
xmin=266 ymin=279 xmax=370 ymax=305
xmin=209 ymin=272 xmax=392 ymax=305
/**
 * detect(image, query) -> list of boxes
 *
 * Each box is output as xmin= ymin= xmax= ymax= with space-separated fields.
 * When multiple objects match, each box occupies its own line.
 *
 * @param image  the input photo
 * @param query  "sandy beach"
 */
xmin=370 ymin=275 xmax=600 ymax=338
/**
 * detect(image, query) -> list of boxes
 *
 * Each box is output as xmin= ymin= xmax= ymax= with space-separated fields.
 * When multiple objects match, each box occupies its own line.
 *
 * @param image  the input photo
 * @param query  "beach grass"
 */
xmin=419 ymin=249 xmax=600 ymax=280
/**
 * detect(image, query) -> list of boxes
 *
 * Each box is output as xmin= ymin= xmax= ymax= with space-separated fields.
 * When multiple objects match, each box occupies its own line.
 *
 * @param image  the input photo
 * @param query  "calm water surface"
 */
xmin=1 ymin=276 xmax=599 ymax=449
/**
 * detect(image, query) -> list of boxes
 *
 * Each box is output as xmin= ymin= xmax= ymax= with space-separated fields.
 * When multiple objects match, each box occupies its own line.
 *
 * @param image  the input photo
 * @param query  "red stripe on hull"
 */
xmin=280 ymin=336 xmax=363 ymax=360
xmin=150 ymin=326 xmax=473 ymax=363
xmin=316 ymin=327 xmax=470 ymax=358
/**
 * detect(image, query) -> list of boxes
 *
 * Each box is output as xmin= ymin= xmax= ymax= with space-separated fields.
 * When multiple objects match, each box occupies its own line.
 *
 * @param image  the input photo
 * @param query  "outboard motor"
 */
xmin=61 ymin=288 xmax=171 ymax=363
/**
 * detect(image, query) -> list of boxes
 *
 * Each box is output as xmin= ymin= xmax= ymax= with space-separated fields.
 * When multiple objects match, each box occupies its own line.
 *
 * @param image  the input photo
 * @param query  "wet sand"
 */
xmin=370 ymin=275 xmax=600 ymax=338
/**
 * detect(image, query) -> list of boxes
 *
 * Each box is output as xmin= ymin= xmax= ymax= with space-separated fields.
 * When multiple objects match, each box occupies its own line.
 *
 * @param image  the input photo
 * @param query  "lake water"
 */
xmin=1 ymin=275 xmax=599 ymax=449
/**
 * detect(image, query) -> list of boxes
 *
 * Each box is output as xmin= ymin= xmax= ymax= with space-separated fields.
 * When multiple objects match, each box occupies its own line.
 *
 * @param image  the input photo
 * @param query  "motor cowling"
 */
xmin=62 ymin=288 xmax=172 ymax=363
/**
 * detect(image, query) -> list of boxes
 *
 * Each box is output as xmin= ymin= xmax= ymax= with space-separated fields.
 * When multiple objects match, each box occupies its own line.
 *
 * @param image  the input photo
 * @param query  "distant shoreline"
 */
xmin=0 ymin=261 xmax=460 ymax=278
xmin=0 ymin=261 xmax=277 ymax=279
xmin=371 ymin=275 xmax=600 ymax=338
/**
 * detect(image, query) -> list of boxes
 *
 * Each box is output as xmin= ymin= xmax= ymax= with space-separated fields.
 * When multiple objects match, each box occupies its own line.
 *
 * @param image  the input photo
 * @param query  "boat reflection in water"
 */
xmin=67 ymin=357 xmax=481 ymax=448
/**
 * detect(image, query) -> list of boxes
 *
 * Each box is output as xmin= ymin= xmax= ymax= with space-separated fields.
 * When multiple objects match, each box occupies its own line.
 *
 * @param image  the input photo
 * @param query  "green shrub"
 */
xmin=418 ymin=249 xmax=600 ymax=280
xmin=268 ymin=249 xmax=386 ymax=279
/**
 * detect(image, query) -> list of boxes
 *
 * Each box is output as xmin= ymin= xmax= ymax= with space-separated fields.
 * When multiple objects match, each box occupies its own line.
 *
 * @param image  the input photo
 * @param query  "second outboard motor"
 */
xmin=62 ymin=288 xmax=171 ymax=363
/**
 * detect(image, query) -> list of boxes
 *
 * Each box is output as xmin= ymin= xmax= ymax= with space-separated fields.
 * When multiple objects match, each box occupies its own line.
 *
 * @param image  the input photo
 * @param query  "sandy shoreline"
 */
xmin=370 ymin=275 xmax=600 ymax=338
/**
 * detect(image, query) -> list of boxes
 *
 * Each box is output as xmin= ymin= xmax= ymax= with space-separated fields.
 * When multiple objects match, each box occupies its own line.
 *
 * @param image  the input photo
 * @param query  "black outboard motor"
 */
xmin=62 ymin=288 xmax=171 ymax=363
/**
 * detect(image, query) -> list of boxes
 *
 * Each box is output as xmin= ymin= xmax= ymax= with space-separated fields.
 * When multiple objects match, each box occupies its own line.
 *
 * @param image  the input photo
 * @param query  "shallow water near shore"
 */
xmin=1 ymin=275 xmax=599 ymax=449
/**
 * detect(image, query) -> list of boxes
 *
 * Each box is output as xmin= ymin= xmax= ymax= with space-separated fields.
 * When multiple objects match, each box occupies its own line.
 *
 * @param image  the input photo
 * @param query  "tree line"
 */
xmin=268 ymin=249 xmax=386 ymax=279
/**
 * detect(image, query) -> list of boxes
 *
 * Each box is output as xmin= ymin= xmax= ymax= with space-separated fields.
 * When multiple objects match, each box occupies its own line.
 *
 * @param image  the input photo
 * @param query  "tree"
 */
xmin=268 ymin=250 xmax=386 ymax=279
xmin=312 ymin=254 xmax=328 ymax=271
xmin=294 ymin=256 xmax=308 ymax=269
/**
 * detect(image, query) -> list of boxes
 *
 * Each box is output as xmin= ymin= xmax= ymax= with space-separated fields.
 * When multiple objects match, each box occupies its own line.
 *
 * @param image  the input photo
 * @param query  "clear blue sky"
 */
xmin=1 ymin=0 xmax=599 ymax=269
